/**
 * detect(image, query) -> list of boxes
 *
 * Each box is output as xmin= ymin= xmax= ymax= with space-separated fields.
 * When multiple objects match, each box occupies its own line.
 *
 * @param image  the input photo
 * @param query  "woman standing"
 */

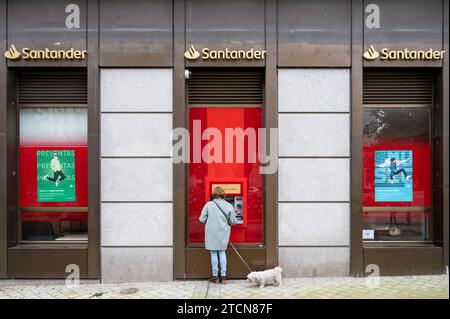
xmin=199 ymin=186 xmax=237 ymax=284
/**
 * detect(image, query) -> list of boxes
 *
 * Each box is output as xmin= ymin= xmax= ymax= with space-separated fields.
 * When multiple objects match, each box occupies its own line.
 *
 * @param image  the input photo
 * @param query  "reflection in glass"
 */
xmin=363 ymin=211 xmax=430 ymax=241
xmin=19 ymin=108 xmax=88 ymax=242
xmin=363 ymin=108 xmax=430 ymax=145
xmin=362 ymin=107 xmax=432 ymax=242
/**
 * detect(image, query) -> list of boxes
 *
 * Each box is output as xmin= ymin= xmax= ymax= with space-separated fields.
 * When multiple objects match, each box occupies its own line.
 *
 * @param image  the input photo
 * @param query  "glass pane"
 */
xmin=363 ymin=211 xmax=430 ymax=241
xmin=19 ymin=108 xmax=88 ymax=241
xmin=188 ymin=107 xmax=263 ymax=244
xmin=363 ymin=108 xmax=431 ymax=144
xmin=362 ymin=107 xmax=432 ymax=241
xmin=363 ymin=108 xmax=431 ymax=207
xmin=21 ymin=212 xmax=88 ymax=241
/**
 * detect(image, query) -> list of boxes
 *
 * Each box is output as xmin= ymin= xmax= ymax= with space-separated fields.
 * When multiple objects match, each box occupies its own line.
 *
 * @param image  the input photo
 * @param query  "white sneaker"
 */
xmin=406 ymin=175 xmax=412 ymax=180
xmin=43 ymin=174 xmax=49 ymax=180
xmin=389 ymin=179 xmax=394 ymax=184
xmin=56 ymin=180 xmax=60 ymax=187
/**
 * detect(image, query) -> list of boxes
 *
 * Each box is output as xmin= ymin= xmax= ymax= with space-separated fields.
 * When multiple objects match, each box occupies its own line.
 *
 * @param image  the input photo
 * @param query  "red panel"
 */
xmin=189 ymin=107 xmax=263 ymax=244
xmin=363 ymin=141 xmax=431 ymax=207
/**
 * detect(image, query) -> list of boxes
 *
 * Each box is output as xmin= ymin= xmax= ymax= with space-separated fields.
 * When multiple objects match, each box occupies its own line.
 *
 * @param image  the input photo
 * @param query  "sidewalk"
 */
xmin=0 ymin=275 xmax=448 ymax=299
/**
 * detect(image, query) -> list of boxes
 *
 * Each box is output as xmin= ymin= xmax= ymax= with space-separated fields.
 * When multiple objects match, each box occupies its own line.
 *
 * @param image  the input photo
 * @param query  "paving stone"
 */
xmin=0 ymin=275 xmax=448 ymax=299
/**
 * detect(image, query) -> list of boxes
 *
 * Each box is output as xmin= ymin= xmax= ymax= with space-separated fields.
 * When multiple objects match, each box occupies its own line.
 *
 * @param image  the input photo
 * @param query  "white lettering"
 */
xmin=65 ymin=4 xmax=80 ymax=29
xmin=365 ymin=4 xmax=380 ymax=29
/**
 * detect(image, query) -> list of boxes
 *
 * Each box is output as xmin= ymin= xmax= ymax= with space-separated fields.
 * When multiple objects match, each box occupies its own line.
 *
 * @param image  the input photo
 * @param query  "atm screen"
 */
xmin=225 ymin=196 xmax=244 ymax=224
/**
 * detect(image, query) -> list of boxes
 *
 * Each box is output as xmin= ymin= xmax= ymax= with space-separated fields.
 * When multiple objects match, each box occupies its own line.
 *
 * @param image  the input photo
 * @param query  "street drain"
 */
xmin=120 ymin=287 xmax=139 ymax=295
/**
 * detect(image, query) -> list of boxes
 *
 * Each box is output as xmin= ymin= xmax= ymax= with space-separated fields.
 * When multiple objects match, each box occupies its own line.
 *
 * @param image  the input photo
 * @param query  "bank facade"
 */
xmin=0 ymin=0 xmax=448 ymax=282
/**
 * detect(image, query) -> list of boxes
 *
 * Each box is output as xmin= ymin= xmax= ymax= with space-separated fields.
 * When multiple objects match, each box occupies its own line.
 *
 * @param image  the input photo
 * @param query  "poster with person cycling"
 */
xmin=36 ymin=150 xmax=76 ymax=202
xmin=374 ymin=150 xmax=413 ymax=202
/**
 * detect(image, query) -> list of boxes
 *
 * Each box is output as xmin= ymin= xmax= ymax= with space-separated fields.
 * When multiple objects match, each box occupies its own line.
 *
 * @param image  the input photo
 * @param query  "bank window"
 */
xmin=187 ymin=70 xmax=264 ymax=245
xmin=362 ymin=71 xmax=433 ymax=242
xmin=18 ymin=70 xmax=88 ymax=243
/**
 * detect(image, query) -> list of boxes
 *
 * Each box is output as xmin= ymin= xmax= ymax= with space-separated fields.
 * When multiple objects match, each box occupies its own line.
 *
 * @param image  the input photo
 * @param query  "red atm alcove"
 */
xmin=189 ymin=107 xmax=263 ymax=244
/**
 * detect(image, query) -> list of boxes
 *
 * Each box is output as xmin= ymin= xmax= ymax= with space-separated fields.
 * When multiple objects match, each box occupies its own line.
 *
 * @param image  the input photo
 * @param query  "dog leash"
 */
xmin=229 ymin=241 xmax=253 ymax=273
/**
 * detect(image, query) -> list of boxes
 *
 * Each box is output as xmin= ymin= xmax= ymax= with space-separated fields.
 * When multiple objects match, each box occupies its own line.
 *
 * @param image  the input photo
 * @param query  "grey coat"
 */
xmin=199 ymin=199 xmax=237 ymax=251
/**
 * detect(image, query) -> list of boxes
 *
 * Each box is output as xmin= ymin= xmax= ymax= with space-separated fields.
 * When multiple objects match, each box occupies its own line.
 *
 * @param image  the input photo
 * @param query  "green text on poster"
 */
xmin=37 ymin=150 xmax=76 ymax=202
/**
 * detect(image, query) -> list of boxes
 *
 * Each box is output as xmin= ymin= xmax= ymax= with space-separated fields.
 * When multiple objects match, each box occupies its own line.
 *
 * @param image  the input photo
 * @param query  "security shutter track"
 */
xmin=363 ymin=71 xmax=433 ymax=106
xmin=188 ymin=70 xmax=263 ymax=106
xmin=18 ymin=69 xmax=87 ymax=107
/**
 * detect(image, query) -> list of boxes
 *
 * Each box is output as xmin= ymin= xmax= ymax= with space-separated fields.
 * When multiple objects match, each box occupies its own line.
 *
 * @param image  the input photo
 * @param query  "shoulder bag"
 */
xmin=211 ymin=200 xmax=232 ymax=226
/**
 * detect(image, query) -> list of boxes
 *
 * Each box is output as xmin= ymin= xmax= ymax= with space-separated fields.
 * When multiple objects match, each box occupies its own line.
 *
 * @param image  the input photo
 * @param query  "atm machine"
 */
xmin=205 ymin=178 xmax=247 ymax=227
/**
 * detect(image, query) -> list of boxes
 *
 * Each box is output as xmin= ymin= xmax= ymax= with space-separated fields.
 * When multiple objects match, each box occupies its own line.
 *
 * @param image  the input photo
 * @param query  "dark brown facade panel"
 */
xmin=6 ymin=71 xmax=18 ymax=252
xmin=350 ymin=0 xmax=365 ymax=277
xmin=363 ymin=246 xmax=443 ymax=276
xmin=363 ymin=0 xmax=443 ymax=67
xmin=173 ymin=0 xmax=186 ymax=280
xmin=87 ymin=0 xmax=100 ymax=279
xmin=7 ymin=0 xmax=87 ymax=67
xmin=99 ymin=0 xmax=173 ymax=67
xmin=432 ymin=73 xmax=444 ymax=251
xmin=0 ymin=0 xmax=7 ymax=279
xmin=185 ymin=0 xmax=265 ymax=67
xmin=264 ymin=0 xmax=278 ymax=270
xmin=186 ymin=247 xmax=265 ymax=279
xmin=7 ymin=246 xmax=88 ymax=278
xmin=442 ymin=0 xmax=449 ymax=272
xmin=278 ymin=0 xmax=351 ymax=67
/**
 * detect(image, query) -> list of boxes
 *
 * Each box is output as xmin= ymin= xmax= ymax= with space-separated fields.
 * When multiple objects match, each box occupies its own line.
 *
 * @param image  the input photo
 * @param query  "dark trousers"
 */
xmin=47 ymin=170 xmax=66 ymax=182
xmin=390 ymin=168 xmax=407 ymax=180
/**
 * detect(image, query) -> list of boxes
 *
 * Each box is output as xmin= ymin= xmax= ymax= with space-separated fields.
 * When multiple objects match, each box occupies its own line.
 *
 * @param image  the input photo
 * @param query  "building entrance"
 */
xmin=185 ymin=70 xmax=266 ymax=278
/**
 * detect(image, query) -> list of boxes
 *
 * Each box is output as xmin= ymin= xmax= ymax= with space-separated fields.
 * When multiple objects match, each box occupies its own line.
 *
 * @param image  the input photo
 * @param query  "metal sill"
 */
xmin=363 ymin=240 xmax=435 ymax=248
xmin=187 ymin=243 xmax=265 ymax=249
xmin=9 ymin=242 xmax=88 ymax=249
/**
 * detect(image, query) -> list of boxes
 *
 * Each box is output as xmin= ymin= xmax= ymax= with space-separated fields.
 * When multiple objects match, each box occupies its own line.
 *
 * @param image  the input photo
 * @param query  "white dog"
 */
xmin=246 ymin=267 xmax=283 ymax=288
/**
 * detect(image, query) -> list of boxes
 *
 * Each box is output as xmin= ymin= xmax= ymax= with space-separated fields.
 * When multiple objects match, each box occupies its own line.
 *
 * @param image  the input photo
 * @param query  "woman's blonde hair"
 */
xmin=212 ymin=186 xmax=225 ymax=199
